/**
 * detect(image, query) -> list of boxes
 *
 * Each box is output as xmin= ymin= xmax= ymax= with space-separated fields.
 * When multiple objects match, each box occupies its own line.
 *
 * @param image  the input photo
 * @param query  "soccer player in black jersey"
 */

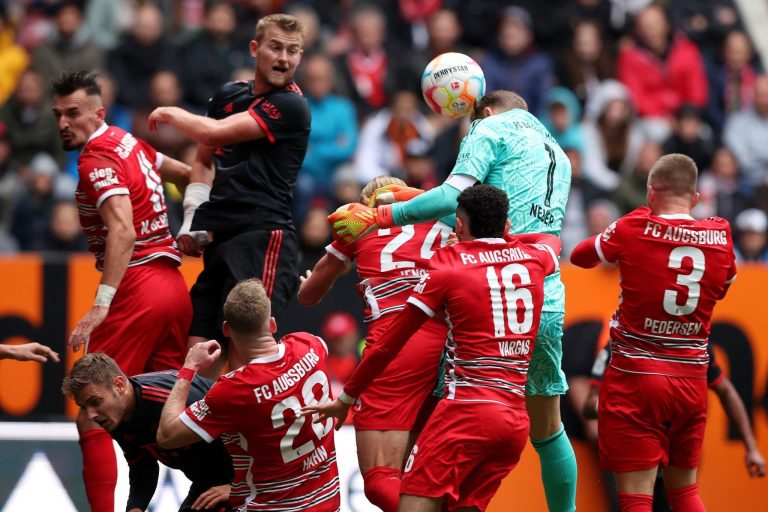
xmin=62 ymin=353 xmax=235 ymax=512
xmin=148 ymin=13 xmax=310 ymax=378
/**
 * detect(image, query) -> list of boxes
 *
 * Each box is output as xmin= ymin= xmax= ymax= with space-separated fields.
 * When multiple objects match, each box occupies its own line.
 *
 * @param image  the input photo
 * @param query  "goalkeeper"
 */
xmin=330 ymin=90 xmax=577 ymax=512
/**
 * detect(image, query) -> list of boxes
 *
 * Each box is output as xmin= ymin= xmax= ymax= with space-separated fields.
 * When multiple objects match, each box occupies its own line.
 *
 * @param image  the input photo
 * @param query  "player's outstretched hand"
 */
xmin=177 ymin=232 xmax=209 ymax=257
xmin=301 ymin=398 xmax=350 ymax=431
xmin=746 ymin=448 xmax=766 ymax=477
xmin=368 ymin=184 xmax=424 ymax=207
xmin=184 ymin=340 xmax=222 ymax=372
xmin=148 ymin=106 xmax=177 ymax=131
xmin=446 ymin=232 xmax=459 ymax=246
xmin=191 ymin=483 xmax=231 ymax=510
xmin=328 ymin=203 xmax=378 ymax=245
xmin=68 ymin=306 xmax=109 ymax=352
xmin=3 ymin=343 xmax=60 ymax=363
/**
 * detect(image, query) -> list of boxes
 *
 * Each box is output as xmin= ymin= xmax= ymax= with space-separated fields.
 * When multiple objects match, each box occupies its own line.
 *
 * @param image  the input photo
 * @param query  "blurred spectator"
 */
xmin=413 ymin=9 xmax=469 ymax=70
xmin=295 ymin=53 xmax=358 ymax=221
xmin=402 ymin=138 xmax=438 ymax=190
xmin=734 ymin=208 xmax=768 ymax=262
xmin=669 ymin=0 xmax=741 ymax=57
xmin=132 ymin=70 xmax=194 ymax=160
xmin=695 ymin=146 xmax=753 ymax=223
xmin=321 ymin=311 xmax=362 ymax=388
xmin=561 ymin=147 xmax=588 ymax=257
xmin=0 ymin=121 xmax=21 ymax=237
xmin=611 ymin=140 xmax=662 ymax=214
xmin=10 ymin=153 xmax=75 ymax=251
xmin=177 ymin=1 xmax=250 ymax=111
xmin=232 ymin=0 xmax=283 ymax=45
xmin=398 ymin=0 xmax=442 ymax=51
xmin=332 ymin=162 xmax=362 ymax=206
xmin=108 ymin=3 xmax=176 ymax=109
xmin=0 ymin=69 xmax=64 ymax=169
xmin=0 ymin=6 xmax=30 ymax=106
xmin=662 ymin=104 xmax=714 ymax=172
xmin=706 ymin=30 xmax=761 ymax=134
xmin=32 ymin=2 xmax=104 ymax=83
xmin=287 ymin=4 xmax=324 ymax=56
xmin=581 ymin=80 xmax=646 ymax=193
xmin=336 ymin=5 xmax=419 ymax=118
xmin=481 ymin=6 xmax=555 ymax=116
xmin=542 ymin=87 xmax=585 ymax=155
xmin=617 ymin=4 xmax=708 ymax=138
xmin=557 ymin=18 xmax=615 ymax=107
xmin=299 ymin=199 xmax=333 ymax=265
xmin=723 ymin=75 xmax=768 ymax=191
xmin=586 ymin=198 xmax=620 ymax=236
xmin=85 ymin=0 xmax=134 ymax=50
xmin=354 ymin=90 xmax=435 ymax=184
xmin=42 ymin=200 xmax=87 ymax=252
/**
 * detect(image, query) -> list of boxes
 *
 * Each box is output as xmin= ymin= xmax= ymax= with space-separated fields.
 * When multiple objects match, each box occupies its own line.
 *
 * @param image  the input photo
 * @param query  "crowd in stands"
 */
xmin=0 ymin=0 xmax=766 ymax=264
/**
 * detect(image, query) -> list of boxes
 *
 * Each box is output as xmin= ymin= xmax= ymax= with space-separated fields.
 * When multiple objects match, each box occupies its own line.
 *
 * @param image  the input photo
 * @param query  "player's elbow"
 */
xmin=297 ymin=289 xmax=319 ymax=307
xmin=155 ymin=427 xmax=176 ymax=449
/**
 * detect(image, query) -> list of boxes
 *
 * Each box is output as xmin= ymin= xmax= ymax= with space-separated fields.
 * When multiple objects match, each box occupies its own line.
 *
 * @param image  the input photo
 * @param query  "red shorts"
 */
xmin=87 ymin=259 xmax=191 ymax=376
xmin=353 ymin=315 xmax=446 ymax=431
xmin=599 ymin=367 xmax=707 ymax=472
xmin=401 ymin=400 xmax=529 ymax=511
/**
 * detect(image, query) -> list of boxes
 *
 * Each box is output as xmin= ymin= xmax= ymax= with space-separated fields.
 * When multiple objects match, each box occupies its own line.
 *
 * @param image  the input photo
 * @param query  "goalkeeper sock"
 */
xmin=666 ymin=483 xmax=705 ymax=512
xmin=532 ymin=423 xmax=578 ymax=512
xmin=617 ymin=493 xmax=653 ymax=511
xmin=363 ymin=466 xmax=401 ymax=512
xmin=80 ymin=429 xmax=117 ymax=512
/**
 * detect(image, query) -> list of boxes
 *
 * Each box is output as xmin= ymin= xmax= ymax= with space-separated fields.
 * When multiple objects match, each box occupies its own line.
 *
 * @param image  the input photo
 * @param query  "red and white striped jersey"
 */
xmin=181 ymin=333 xmax=339 ymax=511
xmin=585 ymin=206 xmax=736 ymax=378
xmin=406 ymin=237 xmax=558 ymax=409
xmin=76 ymin=124 xmax=180 ymax=270
xmin=326 ymin=220 xmax=453 ymax=322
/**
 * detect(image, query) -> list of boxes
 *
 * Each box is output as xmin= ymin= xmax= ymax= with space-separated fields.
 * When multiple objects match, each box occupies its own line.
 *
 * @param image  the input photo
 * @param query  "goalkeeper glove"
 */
xmin=367 ymin=184 xmax=424 ymax=207
xmin=328 ymin=203 xmax=395 ymax=245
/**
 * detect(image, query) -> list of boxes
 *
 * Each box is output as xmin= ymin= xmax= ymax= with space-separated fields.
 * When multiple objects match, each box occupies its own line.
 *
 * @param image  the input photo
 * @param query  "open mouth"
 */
xmin=272 ymin=65 xmax=289 ymax=74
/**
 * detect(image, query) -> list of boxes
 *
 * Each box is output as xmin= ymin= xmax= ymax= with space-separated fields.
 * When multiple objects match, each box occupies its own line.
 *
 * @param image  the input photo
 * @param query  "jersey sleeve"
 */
xmin=594 ymin=217 xmax=627 ymax=264
xmin=325 ymin=239 xmax=354 ymax=265
xmin=179 ymin=379 xmax=239 ymax=443
xmin=449 ymin=119 xmax=499 ymax=182
xmin=77 ymin=151 xmax=129 ymax=208
xmin=406 ymin=268 xmax=450 ymax=318
xmin=249 ymin=90 xmax=310 ymax=144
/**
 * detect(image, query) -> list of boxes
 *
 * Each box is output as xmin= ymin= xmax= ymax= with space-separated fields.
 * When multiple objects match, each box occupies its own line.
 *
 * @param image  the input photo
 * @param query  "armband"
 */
xmin=177 ymin=367 xmax=196 ymax=381
xmin=93 ymin=284 xmax=117 ymax=307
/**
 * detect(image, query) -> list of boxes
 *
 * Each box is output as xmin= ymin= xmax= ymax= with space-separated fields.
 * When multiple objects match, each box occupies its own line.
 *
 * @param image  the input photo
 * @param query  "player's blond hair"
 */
xmin=224 ymin=278 xmax=271 ymax=333
xmin=255 ymin=14 xmax=305 ymax=44
xmin=62 ymin=353 xmax=125 ymax=396
xmin=360 ymin=176 xmax=407 ymax=205
xmin=647 ymin=153 xmax=698 ymax=197
xmin=472 ymin=90 xmax=528 ymax=120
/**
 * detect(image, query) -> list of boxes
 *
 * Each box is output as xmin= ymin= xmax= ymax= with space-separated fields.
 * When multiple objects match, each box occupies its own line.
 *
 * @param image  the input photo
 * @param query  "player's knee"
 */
xmin=363 ymin=466 xmax=401 ymax=512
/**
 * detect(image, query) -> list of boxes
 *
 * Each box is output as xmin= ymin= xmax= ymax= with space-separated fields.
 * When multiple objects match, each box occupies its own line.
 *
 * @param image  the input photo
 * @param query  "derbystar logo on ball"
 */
xmin=421 ymin=52 xmax=486 ymax=118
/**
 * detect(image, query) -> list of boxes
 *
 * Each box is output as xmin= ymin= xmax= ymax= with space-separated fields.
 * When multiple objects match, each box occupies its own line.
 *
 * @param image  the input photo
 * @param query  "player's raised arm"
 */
xmin=149 ymin=106 xmax=268 ymax=147
xmin=297 ymin=254 xmax=349 ymax=306
xmin=155 ymin=153 xmax=191 ymax=189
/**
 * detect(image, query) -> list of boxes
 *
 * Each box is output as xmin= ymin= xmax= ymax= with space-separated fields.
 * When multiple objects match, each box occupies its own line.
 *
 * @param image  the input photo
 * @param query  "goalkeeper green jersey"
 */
xmin=451 ymin=108 xmax=571 ymax=312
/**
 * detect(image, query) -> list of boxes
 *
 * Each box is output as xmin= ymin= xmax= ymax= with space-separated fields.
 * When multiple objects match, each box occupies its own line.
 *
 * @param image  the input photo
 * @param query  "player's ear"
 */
xmin=504 ymin=219 xmax=511 ymax=234
xmin=482 ymin=106 xmax=494 ymax=119
xmin=269 ymin=317 xmax=277 ymax=334
xmin=113 ymin=375 xmax=126 ymax=394
xmin=222 ymin=321 xmax=231 ymax=338
xmin=249 ymin=40 xmax=259 ymax=58
xmin=691 ymin=192 xmax=700 ymax=208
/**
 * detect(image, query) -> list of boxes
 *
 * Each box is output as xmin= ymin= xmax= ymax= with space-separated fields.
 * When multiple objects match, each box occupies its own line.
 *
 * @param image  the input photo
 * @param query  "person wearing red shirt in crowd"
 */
xmin=570 ymin=153 xmax=737 ymax=512
xmin=305 ymin=185 xmax=560 ymax=512
xmin=298 ymin=176 xmax=450 ymax=512
xmin=320 ymin=311 xmax=361 ymax=387
xmin=617 ymin=5 xmax=708 ymax=130
xmin=157 ymin=278 xmax=340 ymax=511
xmin=51 ymin=70 xmax=193 ymax=512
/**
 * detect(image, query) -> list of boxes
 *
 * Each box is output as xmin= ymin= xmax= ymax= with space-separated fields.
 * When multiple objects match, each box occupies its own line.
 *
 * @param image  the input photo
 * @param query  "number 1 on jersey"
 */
xmin=486 ymin=264 xmax=534 ymax=337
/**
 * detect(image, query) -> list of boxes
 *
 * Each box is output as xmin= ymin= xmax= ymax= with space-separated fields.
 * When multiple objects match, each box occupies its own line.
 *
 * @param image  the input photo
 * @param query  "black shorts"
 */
xmin=189 ymin=227 xmax=298 ymax=341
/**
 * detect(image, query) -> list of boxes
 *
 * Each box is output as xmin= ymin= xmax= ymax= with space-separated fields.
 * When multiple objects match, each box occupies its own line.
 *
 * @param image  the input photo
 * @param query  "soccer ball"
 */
xmin=421 ymin=52 xmax=486 ymax=118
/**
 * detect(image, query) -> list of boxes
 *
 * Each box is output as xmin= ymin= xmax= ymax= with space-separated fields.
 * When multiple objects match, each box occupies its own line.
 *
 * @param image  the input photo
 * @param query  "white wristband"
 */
xmin=94 ymin=284 xmax=117 ymax=307
xmin=179 ymin=183 xmax=211 ymax=237
xmin=338 ymin=391 xmax=357 ymax=406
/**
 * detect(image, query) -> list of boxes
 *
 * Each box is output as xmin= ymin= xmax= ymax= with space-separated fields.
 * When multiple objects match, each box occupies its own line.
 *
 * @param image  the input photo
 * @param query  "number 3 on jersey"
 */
xmin=271 ymin=370 xmax=333 ymax=463
xmin=663 ymin=246 xmax=705 ymax=316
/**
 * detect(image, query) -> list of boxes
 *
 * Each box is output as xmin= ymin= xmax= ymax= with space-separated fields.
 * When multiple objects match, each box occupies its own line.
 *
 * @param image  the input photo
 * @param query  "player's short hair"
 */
xmin=224 ymin=278 xmax=271 ymax=332
xmin=457 ymin=185 xmax=509 ymax=238
xmin=51 ymin=70 xmax=102 ymax=97
xmin=255 ymin=13 xmax=305 ymax=44
xmin=472 ymin=90 xmax=528 ymax=120
xmin=647 ymin=153 xmax=698 ymax=197
xmin=360 ymin=176 xmax=407 ymax=205
xmin=62 ymin=352 xmax=125 ymax=396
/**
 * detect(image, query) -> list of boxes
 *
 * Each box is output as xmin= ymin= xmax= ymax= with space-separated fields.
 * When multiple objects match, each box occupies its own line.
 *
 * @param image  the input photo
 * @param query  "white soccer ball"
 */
xmin=421 ymin=52 xmax=486 ymax=118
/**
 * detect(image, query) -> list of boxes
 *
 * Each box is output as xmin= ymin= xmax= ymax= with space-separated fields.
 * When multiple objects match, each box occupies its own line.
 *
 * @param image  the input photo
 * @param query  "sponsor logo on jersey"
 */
xmin=189 ymin=399 xmax=210 ymax=421
xmin=260 ymin=100 xmax=281 ymax=120
xmin=88 ymin=167 xmax=115 ymax=183
xmin=602 ymin=221 xmax=617 ymax=241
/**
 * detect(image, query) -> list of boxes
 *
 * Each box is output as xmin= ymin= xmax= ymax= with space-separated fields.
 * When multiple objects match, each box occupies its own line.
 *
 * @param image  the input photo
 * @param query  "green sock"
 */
xmin=532 ymin=424 xmax=578 ymax=512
